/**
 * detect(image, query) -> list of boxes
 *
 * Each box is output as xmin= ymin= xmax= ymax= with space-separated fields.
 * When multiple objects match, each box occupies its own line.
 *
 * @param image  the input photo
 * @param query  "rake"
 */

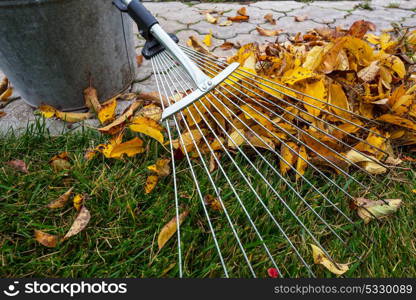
xmin=115 ymin=0 xmax=395 ymax=277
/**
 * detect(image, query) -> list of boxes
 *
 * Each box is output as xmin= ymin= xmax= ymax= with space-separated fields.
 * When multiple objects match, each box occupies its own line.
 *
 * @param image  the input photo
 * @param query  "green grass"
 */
xmin=0 ymin=119 xmax=415 ymax=278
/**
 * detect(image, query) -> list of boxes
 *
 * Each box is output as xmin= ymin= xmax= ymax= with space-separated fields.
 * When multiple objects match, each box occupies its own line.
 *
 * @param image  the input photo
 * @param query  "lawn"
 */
xmin=0 ymin=118 xmax=415 ymax=278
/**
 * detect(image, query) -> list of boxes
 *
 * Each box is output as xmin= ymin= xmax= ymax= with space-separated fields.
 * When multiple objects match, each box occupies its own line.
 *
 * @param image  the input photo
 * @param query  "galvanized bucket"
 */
xmin=0 ymin=0 xmax=136 ymax=110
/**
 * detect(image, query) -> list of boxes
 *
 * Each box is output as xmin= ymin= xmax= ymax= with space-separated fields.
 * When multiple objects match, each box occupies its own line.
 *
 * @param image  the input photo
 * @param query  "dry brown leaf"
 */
xmin=49 ymin=152 xmax=71 ymax=172
xmin=136 ymin=55 xmax=144 ymax=67
xmin=264 ymin=13 xmax=276 ymax=25
xmin=256 ymin=26 xmax=283 ymax=37
xmin=311 ymin=244 xmax=349 ymax=275
xmin=62 ymin=206 xmax=91 ymax=241
xmin=0 ymin=77 xmax=8 ymax=95
xmin=158 ymin=210 xmax=189 ymax=250
xmin=219 ymin=42 xmax=236 ymax=50
xmin=348 ymin=20 xmax=376 ymax=39
xmin=47 ymin=187 xmax=74 ymax=209
xmin=187 ymin=36 xmax=213 ymax=56
xmin=237 ymin=7 xmax=247 ymax=16
xmin=83 ymin=86 xmax=101 ymax=113
xmin=353 ymin=197 xmax=402 ymax=224
xmin=228 ymin=15 xmax=249 ymax=22
xmin=34 ymin=230 xmax=58 ymax=248
xmin=148 ymin=158 xmax=171 ymax=177
xmin=0 ymin=111 xmax=6 ymax=118
xmin=145 ymin=175 xmax=158 ymax=194
xmin=357 ymin=60 xmax=380 ymax=82
xmin=204 ymin=194 xmax=222 ymax=211
xmin=6 ymin=160 xmax=28 ymax=174
xmin=294 ymin=15 xmax=308 ymax=22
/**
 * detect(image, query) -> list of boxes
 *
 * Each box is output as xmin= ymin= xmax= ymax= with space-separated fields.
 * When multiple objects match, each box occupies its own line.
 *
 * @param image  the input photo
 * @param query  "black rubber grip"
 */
xmin=127 ymin=0 xmax=158 ymax=40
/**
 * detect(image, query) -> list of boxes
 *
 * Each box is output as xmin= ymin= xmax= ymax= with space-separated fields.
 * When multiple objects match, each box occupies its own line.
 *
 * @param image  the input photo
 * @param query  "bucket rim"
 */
xmin=0 ymin=0 xmax=75 ymax=8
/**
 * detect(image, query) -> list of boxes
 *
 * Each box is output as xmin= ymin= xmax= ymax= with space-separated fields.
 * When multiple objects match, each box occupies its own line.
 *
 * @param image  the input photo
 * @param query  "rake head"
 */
xmin=116 ymin=0 xmax=397 ymax=277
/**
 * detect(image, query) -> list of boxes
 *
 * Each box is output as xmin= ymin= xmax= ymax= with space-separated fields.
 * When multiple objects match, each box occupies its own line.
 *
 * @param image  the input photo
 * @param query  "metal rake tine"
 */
xmin=180 ymin=46 xmax=385 ymax=134
xmin=183 ymin=48 xmax=392 ymax=165
xmin=158 ymin=53 xmax=317 ymax=276
xmin=159 ymin=54 xmax=348 ymax=272
xmin=151 ymin=56 xmax=183 ymax=277
xmin=158 ymin=52 xmax=284 ymax=277
xmin=152 ymin=54 xmax=230 ymax=277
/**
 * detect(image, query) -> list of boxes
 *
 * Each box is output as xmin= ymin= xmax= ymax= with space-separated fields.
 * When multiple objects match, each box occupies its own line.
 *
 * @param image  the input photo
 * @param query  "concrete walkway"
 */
xmin=1 ymin=0 xmax=415 ymax=135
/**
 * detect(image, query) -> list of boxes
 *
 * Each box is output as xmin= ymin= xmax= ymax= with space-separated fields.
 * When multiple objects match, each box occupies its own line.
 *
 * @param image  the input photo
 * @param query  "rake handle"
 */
xmin=113 ymin=0 xmax=158 ymax=40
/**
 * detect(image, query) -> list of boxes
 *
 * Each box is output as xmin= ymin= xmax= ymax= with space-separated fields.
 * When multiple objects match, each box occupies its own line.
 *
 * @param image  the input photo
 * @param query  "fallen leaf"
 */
xmin=109 ymin=137 xmax=145 ymax=159
xmin=348 ymin=20 xmax=376 ymax=39
xmin=220 ymin=42 xmax=236 ymax=50
xmin=55 ymin=110 xmax=93 ymax=123
xmin=264 ymin=13 xmax=276 ymax=25
xmin=0 ymin=87 xmax=13 ymax=101
xmin=353 ymin=197 xmax=402 ymax=224
xmin=38 ymin=104 xmax=56 ymax=119
xmin=62 ymin=206 xmax=91 ymax=241
xmin=147 ymin=158 xmax=171 ymax=177
xmin=97 ymin=97 xmax=117 ymax=124
xmin=296 ymin=145 xmax=308 ymax=180
xmin=99 ymin=101 xmax=141 ymax=135
xmin=267 ymin=268 xmax=279 ymax=278
xmin=73 ymin=194 xmax=84 ymax=211
xmin=187 ymin=36 xmax=213 ymax=56
xmin=137 ymin=104 xmax=162 ymax=121
xmin=205 ymin=13 xmax=217 ymax=24
xmin=145 ymin=175 xmax=158 ymax=194
xmin=83 ymin=86 xmax=101 ymax=113
xmin=0 ymin=77 xmax=8 ymax=95
xmin=49 ymin=152 xmax=71 ymax=172
xmin=204 ymin=194 xmax=222 ymax=211
xmin=256 ymin=26 xmax=283 ymax=37
xmin=294 ymin=15 xmax=308 ymax=22
xmin=219 ymin=20 xmax=233 ymax=26
xmin=237 ymin=7 xmax=247 ymax=16
xmin=34 ymin=230 xmax=58 ymax=248
xmin=344 ymin=149 xmax=386 ymax=174
xmin=377 ymin=114 xmax=416 ymax=131
xmin=311 ymin=244 xmax=349 ymax=275
xmin=0 ymin=111 xmax=6 ymax=118
xmin=203 ymin=30 xmax=213 ymax=47
xmin=228 ymin=15 xmax=249 ymax=22
xmin=280 ymin=142 xmax=299 ymax=175
xmin=129 ymin=116 xmax=164 ymax=144
xmin=136 ymin=55 xmax=144 ymax=67
xmin=6 ymin=160 xmax=28 ymax=173
xmin=158 ymin=210 xmax=189 ymax=250
xmin=47 ymin=187 xmax=74 ymax=209
xmin=357 ymin=60 xmax=380 ymax=82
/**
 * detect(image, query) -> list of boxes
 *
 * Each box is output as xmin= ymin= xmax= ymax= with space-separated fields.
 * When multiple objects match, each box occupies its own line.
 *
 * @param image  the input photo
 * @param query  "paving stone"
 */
xmin=158 ymin=17 xmax=188 ymax=33
xmin=287 ymin=6 xmax=348 ymax=24
xmin=176 ymin=29 xmax=203 ymax=45
xmin=402 ymin=15 xmax=416 ymax=27
xmin=274 ymin=16 xmax=323 ymax=34
xmin=145 ymin=2 xmax=189 ymax=18
xmin=192 ymin=3 xmax=244 ymax=12
xmin=372 ymin=0 xmax=416 ymax=10
xmin=335 ymin=14 xmax=394 ymax=32
xmin=310 ymin=1 xmax=361 ymax=11
xmin=353 ymin=7 xmax=412 ymax=21
xmin=135 ymin=58 xmax=153 ymax=82
xmin=249 ymin=1 xmax=305 ymax=12
xmin=190 ymin=19 xmax=257 ymax=39
xmin=161 ymin=6 xmax=205 ymax=25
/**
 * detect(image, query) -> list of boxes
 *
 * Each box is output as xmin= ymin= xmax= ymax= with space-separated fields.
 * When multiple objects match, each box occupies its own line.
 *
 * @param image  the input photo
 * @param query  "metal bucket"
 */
xmin=0 ymin=0 xmax=136 ymax=110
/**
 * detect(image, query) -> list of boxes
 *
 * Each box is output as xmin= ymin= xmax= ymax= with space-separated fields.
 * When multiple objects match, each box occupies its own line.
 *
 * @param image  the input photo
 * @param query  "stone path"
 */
xmin=1 ymin=0 xmax=415 ymax=135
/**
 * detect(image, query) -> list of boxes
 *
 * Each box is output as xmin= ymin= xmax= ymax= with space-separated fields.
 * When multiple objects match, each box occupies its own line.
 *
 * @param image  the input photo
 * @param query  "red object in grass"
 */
xmin=267 ymin=268 xmax=279 ymax=278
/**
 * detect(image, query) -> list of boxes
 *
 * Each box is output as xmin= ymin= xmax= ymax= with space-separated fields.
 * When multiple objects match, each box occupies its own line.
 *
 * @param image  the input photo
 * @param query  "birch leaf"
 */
xmin=158 ymin=211 xmax=189 ymax=250
xmin=34 ymin=230 xmax=58 ymax=248
xmin=353 ymin=197 xmax=402 ymax=224
xmin=145 ymin=175 xmax=158 ymax=194
xmin=97 ymin=97 xmax=117 ymax=124
xmin=62 ymin=206 xmax=91 ymax=241
xmin=47 ymin=187 xmax=74 ymax=209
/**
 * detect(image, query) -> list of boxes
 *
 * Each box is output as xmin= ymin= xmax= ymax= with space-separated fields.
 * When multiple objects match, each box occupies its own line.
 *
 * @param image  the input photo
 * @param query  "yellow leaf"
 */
xmin=219 ymin=20 xmax=232 ymax=26
xmin=302 ymin=46 xmax=324 ymax=71
xmin=62 ymin=206 xmax=91 ymax=241
xmin=34 ymin=230 xmax=58 ymax=248
xmin=0 ymin=87 xmax=13 ymax=101
xmin=73 ymin=194 xmax=84 ymax=211
xmin=204 ymin=195 xmax=222 ymax=211
xmin=179 ymin=129 xmax=204 ymax=153
xmin=296 ymin=145 xmax=308 ymax=180
xmin=39 ymin=104 xmax=56 ymax=118
xmin=55 ymin=110 xmax=93 ymax=123
xmin=145 ymin=175 xmax=158 ymax=194
xmin=0 ymin=77 xmax=8 ymax=95
xmin=99 ymin=101 xmax=141 ymax=135
xmin=357 ymin=60 xmax=380 ymax=82
xmin=377 ymin=114 xmax=416 ymax=131
xmin=203 ymin=30 xmax=212 ymax=47
xmin=282 ymin=66 xmax=316 ymax=85
xmin=109 ymin=137 xmax=145 ymax=159
xmin=228 ymin=130 xmax=245 ymax=148
xmin=205 ymin=13 xmax=217 ymax=24
xmin=147 ymin=158 xmax=171 ymax=177
xmin=237 ymin=7 xmax=247 ymax=16
xmin=129 ymin=116 xmax=164 ymax=144
xmin=280 ymin=142 xmax=298 ymax=175
xmin=49 ymin=152 xmax=71 ymax=172
xmin=158 ymin=211 xmax=189 ymax=250
xmin=97 ymin=97 xmax=117 ymax=124
xmin=256 ymin=26 xmax=284 ymax=37
xmin=329 ymin=83 xmax=350 ymax=119
xmin=302 ymin=79 xmax=327 ymax=117
xmin=46 ymin=187 xmax=74 ymax=209
xmin=344 ymin=149 xmax=387 ymax=174
xmin=138 ymin=103 xmax=162 ymax=121
xmin=310 ymin=244 xmax=349 ymax=275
